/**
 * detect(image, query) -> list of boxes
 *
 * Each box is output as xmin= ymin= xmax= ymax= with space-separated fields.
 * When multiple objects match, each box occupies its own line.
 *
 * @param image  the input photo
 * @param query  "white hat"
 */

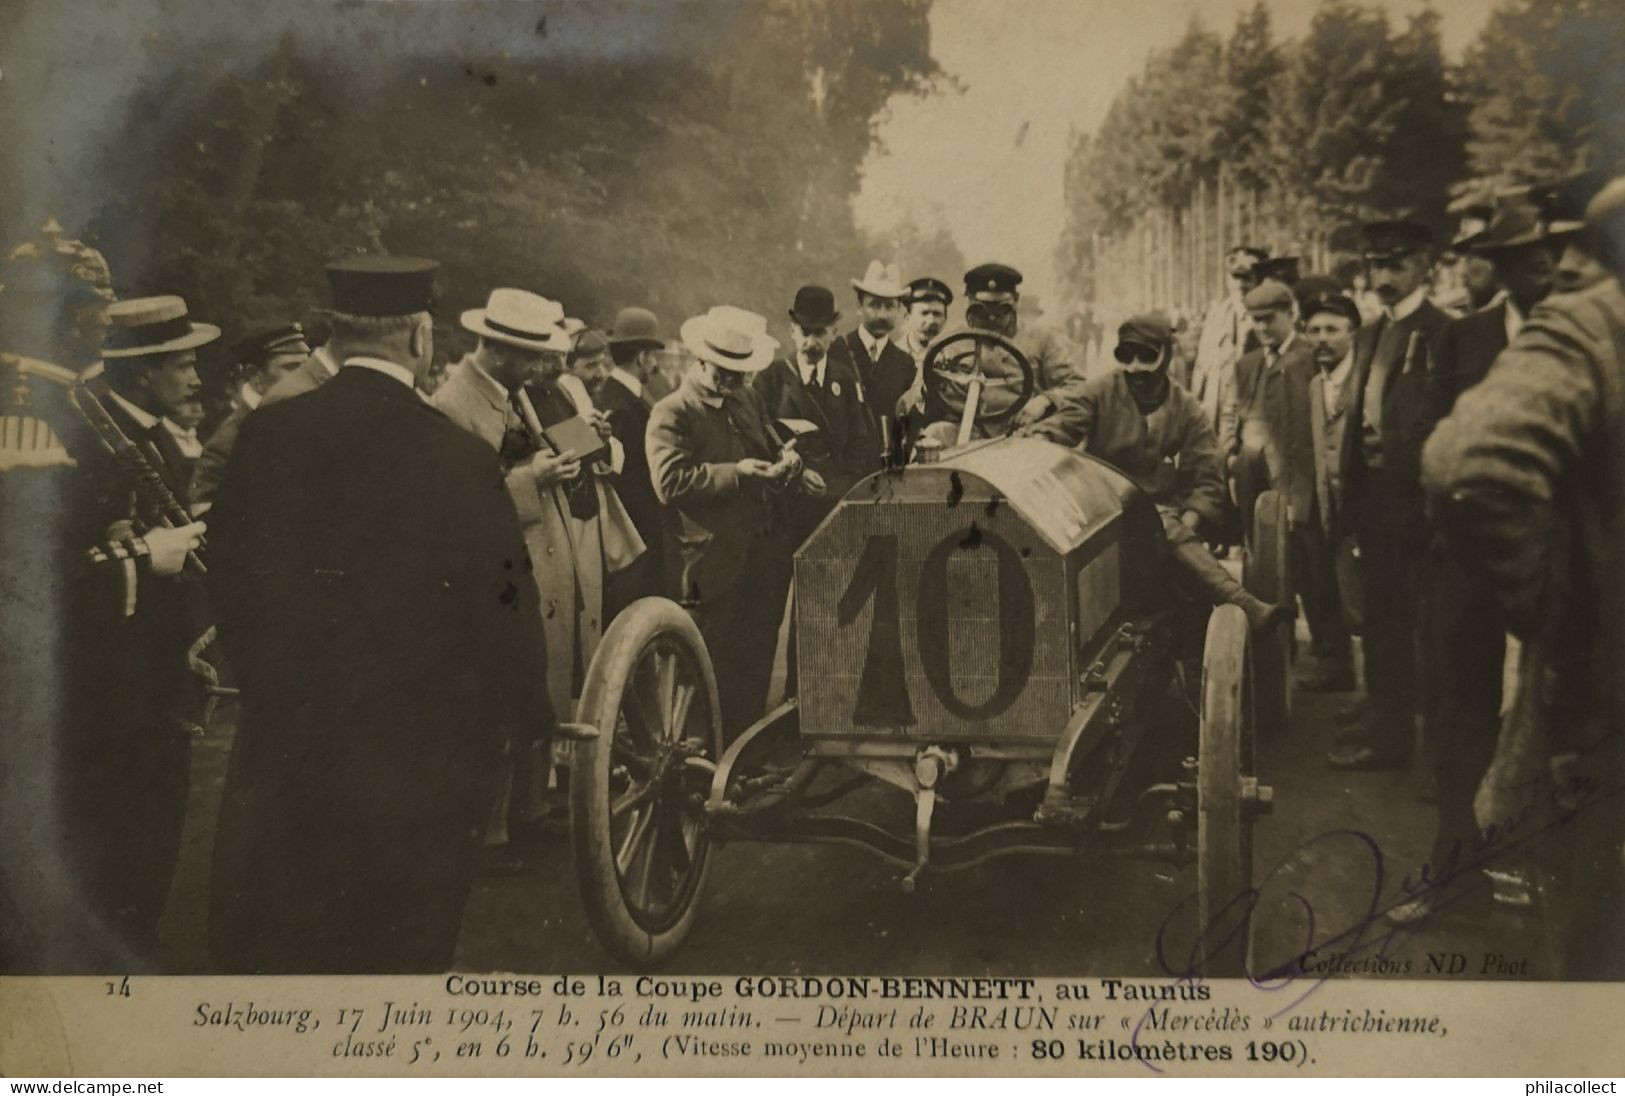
xmin=680 ymin=305 xmax=779 ymax=373
xmin=461 ymin=288 xmax=572 ymax=352
xmin=102 ymin=295 xmax=221 ymax=358
xmin=850 ymin=259 xmax=906 ymax=299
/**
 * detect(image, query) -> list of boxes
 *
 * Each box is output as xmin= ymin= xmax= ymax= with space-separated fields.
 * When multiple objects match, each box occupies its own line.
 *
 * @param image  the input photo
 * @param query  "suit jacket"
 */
xmin=596 ymin=371 xmax=662 ymax=563
xmin=646 ymin=375 xmax=788 ymax=605
xmin=828 ymin=328 xmax=916 ymax=434
xmin=192 ymin=400 xmax=249 ymax=507
xmin=1426 ymin=301 xmax=1511 ymax=426
xmin=1036 ymin=369 xmax=1228 ymax=528
xmin=1232 ymin=338 xmax=1316 ymax=526
xmin=206 ymin=365 xmax=546 ymax=972
xmin=1341 ymin=298 xmax=1451 ymax=532
xmin=432 ymin=357 xmax=611 ymax=708
xmin=1308 ymin=366 xmax=1356 ymax=538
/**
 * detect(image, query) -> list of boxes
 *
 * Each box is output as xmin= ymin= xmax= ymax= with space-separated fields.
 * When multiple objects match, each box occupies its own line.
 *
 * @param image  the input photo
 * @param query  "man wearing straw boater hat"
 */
xmin=207 ymin=257 xmax=554 ymax=972
xmin=1 ymin=218 xmax=215 ymax=967
xmin=648 ymin=305 xmax=825 ymax=739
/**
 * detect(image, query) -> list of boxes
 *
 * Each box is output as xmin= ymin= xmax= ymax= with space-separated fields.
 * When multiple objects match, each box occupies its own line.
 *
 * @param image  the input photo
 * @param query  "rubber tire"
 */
xmin=1244 ymin=488 xmax=1292 ymax=739
xmin=1196 ymin=604 xmax=1257 ymax=978
xmin=570 ymin=597 xmax=722 ymax=966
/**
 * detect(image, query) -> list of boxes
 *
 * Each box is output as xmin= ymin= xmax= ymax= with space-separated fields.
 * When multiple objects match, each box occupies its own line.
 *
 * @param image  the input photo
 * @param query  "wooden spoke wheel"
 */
xmin=1244 ymin=488 xmax=1292 ymax=739
xmin=571 ymin=598 xmax=722 ymax=965
xmin=1196 ymin=604 xmax=1259 ymax=979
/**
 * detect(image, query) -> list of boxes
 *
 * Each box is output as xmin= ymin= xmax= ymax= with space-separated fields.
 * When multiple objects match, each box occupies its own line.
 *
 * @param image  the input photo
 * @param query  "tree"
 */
xmin=1458 ymin=0 xmax=1625 ymax=189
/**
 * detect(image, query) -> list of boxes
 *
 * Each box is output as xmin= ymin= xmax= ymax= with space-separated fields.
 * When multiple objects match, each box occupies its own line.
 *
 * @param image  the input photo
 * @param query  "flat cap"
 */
xmin=906 ymin=276 xmax=953 ymax=307
xmin=1243 ymin=281 xmax=1295 ymax=313
xmin=964 ymin=262 xmax=1022 ymax=296
xmin=1302 ymin=293 xmax=1362 ymax=329
xmin=1116 ymin=311 xmax=1172 ymax=349
xmin=326 ymin=255 xmax=439 ymax=317
xmin=1362 ymin=220 xmax=1433 ymax=261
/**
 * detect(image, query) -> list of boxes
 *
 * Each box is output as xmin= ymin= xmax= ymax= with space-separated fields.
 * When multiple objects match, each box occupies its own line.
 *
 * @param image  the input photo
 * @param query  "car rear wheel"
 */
xmin=1196 ymin=604 xmax=1259 ymax=978
xmin=1244 ymin=488 xmax=1292 ymax=739
xmin=570 ymin=597 xmax=721 ymax=966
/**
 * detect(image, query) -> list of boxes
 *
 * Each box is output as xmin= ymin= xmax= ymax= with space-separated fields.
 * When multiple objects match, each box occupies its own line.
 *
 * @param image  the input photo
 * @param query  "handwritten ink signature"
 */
xmin=1121 ymin=766 xmax=1623 ymax=1074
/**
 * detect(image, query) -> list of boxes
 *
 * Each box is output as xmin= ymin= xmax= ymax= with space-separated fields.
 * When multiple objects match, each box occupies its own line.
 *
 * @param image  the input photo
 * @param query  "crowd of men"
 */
xmin=2 ymin=162 xmax=1623 ymax=977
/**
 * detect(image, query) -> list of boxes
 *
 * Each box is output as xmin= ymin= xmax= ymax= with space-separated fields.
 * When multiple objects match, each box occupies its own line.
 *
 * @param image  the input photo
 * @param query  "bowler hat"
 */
xmin=461 ymin=287 xmax=572 ymax=352
xmin=608 ymin=306 xmax=665 ymax=350
xmin=327 ymin=256 xmax=439 ymax=317
xmin=788 ymin=285 xmax=840 ymax=328
xmin=102 ymin=295 xmax=221 ymax=359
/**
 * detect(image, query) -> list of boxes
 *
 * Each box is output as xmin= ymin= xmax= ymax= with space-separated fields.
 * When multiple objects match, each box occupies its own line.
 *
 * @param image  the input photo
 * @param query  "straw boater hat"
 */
xmin=680 ymin=305 xmax=778 ymax=373
xmin=101 ymin=295 xmax=221 ymax=358
xmin=460 ymin=288 xmax=572 ymax=352
xmin=850 ymin=259 xmax=906 ymax=299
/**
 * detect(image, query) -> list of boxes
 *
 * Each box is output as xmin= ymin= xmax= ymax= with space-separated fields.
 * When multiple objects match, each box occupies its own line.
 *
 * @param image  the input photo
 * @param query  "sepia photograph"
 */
xmin=2 ymin=0 xmax=1624 ymax=1078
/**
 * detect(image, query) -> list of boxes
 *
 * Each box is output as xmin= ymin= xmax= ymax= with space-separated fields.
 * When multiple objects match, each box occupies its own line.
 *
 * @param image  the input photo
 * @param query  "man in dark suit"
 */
xmin=647 ymin=306 xmax=825 ymax=739
xmin=1326 ymin=221 xmax=1452 ymax=770
xmin=1231 ymin=281 xmax=1353 ymax=689
xmin=754 ymin=286 xmax=874 ymax=544
xmin=600 ymin=306 xmax=667 ymax=610
xmin=192 ymin=324 xmax=310 ymax=507
xmin=206 ymin=257 xmax=553 ymax=973
xmin=827 ymin=260 xmax=916 ymax=441
xmin=1 ymin=267 xmax=213 ymax=970
xmin=1393 ymin=199 xmax=1558 ymax=923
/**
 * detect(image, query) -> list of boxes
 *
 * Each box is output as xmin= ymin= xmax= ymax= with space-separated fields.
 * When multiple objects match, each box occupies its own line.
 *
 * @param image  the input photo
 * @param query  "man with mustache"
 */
xmin=827 ymin=260 xmax=916 ymax=450
xmin=1034 ymin=313 xmax=1293 ymax=634
xmin=1324 ymin=220 xmax=1451 ymax=772
xmin=754 ymin=285 xmax=869 ymax=544
xmin=1395 ymin=199 xmax=1560 ymax=924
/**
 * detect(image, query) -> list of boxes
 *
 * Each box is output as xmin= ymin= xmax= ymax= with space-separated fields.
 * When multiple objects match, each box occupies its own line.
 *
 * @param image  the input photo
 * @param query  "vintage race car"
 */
xmin=567 ymin=331 xmax=1288 ymax=974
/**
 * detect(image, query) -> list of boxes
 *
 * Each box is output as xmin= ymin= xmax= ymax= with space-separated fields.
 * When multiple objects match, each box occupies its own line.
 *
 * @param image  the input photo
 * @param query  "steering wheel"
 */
xmin=920 ymin=329 xmax=1037 ymax=431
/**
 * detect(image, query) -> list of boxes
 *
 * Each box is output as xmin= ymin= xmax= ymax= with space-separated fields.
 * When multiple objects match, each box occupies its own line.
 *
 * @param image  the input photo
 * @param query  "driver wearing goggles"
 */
xmin=1030 ymin=312 xmax=1295 ymax=635
xmin=955 ymin=262 xmax=1090 ymax=432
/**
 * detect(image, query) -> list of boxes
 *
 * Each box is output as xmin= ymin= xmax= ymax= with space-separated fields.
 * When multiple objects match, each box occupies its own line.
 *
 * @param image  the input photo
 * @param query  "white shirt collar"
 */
xmin=344 ymin=356 xmax=417 ymax=388
xmin=1267 ymin=331 xmax=1297 ymax=361
xmin=1321 ymin=350 xmax=1355 ymax=415
xmin=239 ymin=382 xmax=262 ymax=411
xmin=685 ymin=373 xmax=724 ymax=410
xmin=314 ymin=344 xmax=340 ymax=377
xmin=106 ymin=388 xmax=160 ymax=431
xmin=609 ymin=365 xmax=643 ymax=400
xmin=797 ymin=352 xmax=826 ymax=387
xmin=1504 ymin=299 xmax=1525 ymax=343
xmin=1387 ymin=285 xmax=1428 ymax=322
xmin=857 ymin=325 xmax=888 ymax=361
xmin=162 ymin=417 xmax=202 ymax=458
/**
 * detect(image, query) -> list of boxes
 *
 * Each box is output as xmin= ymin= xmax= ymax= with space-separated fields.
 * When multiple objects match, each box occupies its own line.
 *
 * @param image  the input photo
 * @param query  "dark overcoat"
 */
xmin=206 ymin=365 xmax=548 ymax=973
